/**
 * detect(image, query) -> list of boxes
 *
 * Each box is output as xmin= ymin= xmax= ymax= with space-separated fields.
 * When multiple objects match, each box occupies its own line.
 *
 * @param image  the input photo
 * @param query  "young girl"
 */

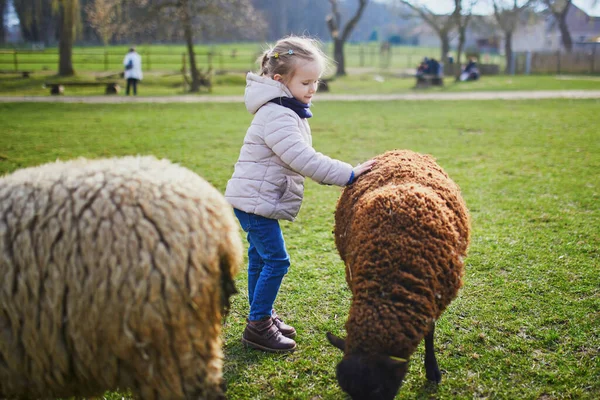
xmin=225 ymin=36 xmax=375 ymax=353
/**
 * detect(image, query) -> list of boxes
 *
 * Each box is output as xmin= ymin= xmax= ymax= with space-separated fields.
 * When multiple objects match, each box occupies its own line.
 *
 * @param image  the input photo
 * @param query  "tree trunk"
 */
xmin=181 ymin=3 xmax=201 ymax=92
xmin=504 ymin=31 xmax=513 ymax=74
xmin=0 ymin=0 xmax=6 ymax=44
xmin=327 ymin=0 xmax=367 ymax=77
xmin=58 ymin=4 xmax=75 ymax=76
xmin=440 ymin=34 xmax=450 ymax=65
xmin=333 ymin=38 xmax=345 ymax=76
xmin=557 ymin=13 xmax=573 ymax=52
xmin=456 ymin=27 xmax=466 ymax=73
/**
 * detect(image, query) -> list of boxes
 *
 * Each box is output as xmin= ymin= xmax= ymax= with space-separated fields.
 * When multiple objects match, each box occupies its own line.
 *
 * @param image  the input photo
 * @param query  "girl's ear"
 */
xmin=273 ymin=74 xmax=283 ymax=82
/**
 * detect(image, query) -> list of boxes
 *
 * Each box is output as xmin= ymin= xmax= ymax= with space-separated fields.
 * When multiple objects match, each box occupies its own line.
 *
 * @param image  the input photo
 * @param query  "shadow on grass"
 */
xmin=414 ymin=380 xmax=440 ymax=399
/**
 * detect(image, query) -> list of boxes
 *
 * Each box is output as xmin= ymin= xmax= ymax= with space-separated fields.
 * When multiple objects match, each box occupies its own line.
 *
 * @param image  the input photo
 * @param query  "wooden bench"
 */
xmin=415 ymin=74 xmax=444 ymax=88
xmin=0 ymin=70 xmax=33 ymax=78
xmin=44 ymin=81 xmax=120 ymax=95
xmin=318 ymin=78 xmax=333 ymax=92
xmin=96 ymin=72 xmax=124 ymax=80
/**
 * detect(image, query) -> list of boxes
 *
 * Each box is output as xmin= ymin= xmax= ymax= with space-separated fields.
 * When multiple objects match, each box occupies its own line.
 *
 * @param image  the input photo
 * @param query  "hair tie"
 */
xmin=271 ymin=49 xmax=294 ymax=59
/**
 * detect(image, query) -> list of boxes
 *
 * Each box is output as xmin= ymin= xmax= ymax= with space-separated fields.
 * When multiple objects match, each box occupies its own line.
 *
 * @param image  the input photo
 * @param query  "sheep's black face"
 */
xmin=336 ymin=354 xmax=408 ymax=400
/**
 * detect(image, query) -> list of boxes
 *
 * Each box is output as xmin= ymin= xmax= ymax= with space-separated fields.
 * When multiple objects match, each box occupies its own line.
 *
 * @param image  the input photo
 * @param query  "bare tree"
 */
xmin=326 ymin=0 xmax=368 ymax=76
xmin=53 ymin=0 xmax=81 ymax=76
xmin=143 ymin=0 xmax=263 ymax=92
xmin=542 ymin=0 xmax=572 ymax=51
xmin=492 ymin=0 xmax=535 ymax=73
xmin=399 ymin=1 xmax=460 ymax=64
xmin=85 ymin=0 xmax=119 ymax=46
xmin=0 ymin=0 xmax=6 ymax=44
xmin=455 ymin=0 xmax=478 ymax=68
xmin=13 ymin=0 xmax=57 ymax=44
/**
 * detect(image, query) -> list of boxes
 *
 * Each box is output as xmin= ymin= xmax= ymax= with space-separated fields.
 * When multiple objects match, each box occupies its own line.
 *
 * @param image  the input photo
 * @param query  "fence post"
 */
xmin=592 ymin=44 xmax=596 ymax=74
xmin=181 ymin=53 xmax=187 ymax=91
xmin=359 ymin=46 xmax=364 ymax=67
xmin=371 ymin=46 xmax=375 ymax=66
xmin=556 ymin=50 xmax=561 ymax=74
xmin=509 ymin=52 xmax=516 ymax=75
xmin=13 ymin=50 xmax=18 ymax=71
xmin=388 ymin=46 xmax=392 ymax=69
xmin=525 ymin=51 xmax=531 ymax=75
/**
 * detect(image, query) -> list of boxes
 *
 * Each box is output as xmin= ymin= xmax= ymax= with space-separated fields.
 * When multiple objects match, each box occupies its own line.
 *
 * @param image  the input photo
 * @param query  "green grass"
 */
xmin=0 ymin=42 xmax=505 ymax=73
xmin=2 ymin=70 xmax=600 ymax=97
xmin=0 ymin=99 xmax=599 ymax=399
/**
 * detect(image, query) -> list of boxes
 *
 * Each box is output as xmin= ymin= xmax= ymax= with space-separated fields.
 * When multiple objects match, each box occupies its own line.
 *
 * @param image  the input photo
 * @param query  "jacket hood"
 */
xmin=245 ymin=72 xmax=293 ymax=114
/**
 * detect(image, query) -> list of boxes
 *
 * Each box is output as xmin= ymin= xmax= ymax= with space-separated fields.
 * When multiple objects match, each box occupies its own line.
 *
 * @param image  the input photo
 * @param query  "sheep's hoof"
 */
xmin=426 ymin=367 xmax=442 ymax=383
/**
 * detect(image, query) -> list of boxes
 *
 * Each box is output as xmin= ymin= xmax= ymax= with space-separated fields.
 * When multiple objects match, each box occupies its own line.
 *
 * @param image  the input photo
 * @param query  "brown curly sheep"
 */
xmin=326 ymin=149 xmax=471 ymax=400
xmin=0 ymin=156 xmax=242 ymax=400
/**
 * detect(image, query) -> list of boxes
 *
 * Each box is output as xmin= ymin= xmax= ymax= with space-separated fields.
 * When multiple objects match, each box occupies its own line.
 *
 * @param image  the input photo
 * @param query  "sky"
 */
xmin=390 ymin=0 xmax=600 ymax=17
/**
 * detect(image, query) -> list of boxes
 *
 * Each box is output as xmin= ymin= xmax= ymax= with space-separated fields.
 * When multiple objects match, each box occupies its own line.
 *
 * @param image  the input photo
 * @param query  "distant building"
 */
xmin=409 ymin=24 xmax=442 ymax=48
xmin=408 ymin=14 xmax=501 ymax=54
xmin=466 ymin=15 xmax=502 ymax=54
xmin=512 ymin=3 xmax=600 ymax=52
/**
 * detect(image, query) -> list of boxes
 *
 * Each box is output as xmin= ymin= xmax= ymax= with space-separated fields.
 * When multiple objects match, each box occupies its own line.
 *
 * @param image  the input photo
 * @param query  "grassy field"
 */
xmin=1 ymin=70 xmax=600 ymax=97
xmin=0 ymin=42 xmax=505 ymax=73
xmin=1 ymin=99 xmax=599 ymax=399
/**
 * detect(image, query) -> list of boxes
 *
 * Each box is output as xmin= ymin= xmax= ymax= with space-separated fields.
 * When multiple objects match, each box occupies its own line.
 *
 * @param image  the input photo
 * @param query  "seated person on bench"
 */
xmin=459 ymin=57 xmax=480 ymax=81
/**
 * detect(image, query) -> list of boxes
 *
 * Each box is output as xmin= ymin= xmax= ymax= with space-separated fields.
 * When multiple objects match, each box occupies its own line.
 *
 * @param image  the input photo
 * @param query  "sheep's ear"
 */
xmin=326 ymin=332 xmax=346 ymax=352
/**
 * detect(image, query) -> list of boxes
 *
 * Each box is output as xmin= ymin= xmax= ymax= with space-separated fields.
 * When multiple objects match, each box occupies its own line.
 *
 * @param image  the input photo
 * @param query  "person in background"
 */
xmin=225 ymin=35 xmax=375 ymax=353
xmin=416 ymin=57 xmax=429 ymax=77
xmin=459 ymin=57 xmax=480 ymax=81
xmin=123 ymin=47 xmax=143 ymax=95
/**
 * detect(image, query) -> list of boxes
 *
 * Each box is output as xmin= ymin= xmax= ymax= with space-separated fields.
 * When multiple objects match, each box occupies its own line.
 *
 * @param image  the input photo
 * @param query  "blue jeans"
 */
xmin=233 ymin=209 xmax=290 ymax=321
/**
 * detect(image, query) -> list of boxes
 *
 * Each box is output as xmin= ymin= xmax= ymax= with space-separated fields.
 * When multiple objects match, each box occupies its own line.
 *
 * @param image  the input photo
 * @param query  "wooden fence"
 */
xmin=0 ymin=49 xmax=252 ymax=72
xmin=512 ymin=48 xmax=600 ymax=75
xmin=444 ymin=63 xmax=501 ymax=76
xmin=0 ymin=46 xmax=505 ymax=74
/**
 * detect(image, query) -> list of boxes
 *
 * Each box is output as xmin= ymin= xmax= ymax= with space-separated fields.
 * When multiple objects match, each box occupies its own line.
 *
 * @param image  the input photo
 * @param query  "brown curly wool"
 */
xmin=0 ymin=156 xmax=242 ymax=400
xmin=334 ymin=149 xmax=470 ymax=359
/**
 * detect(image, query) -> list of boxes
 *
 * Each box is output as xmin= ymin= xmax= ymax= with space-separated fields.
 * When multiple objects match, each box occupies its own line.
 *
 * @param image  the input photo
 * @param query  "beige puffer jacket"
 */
xmin=225 ymin=73 xmax=353 ymax=221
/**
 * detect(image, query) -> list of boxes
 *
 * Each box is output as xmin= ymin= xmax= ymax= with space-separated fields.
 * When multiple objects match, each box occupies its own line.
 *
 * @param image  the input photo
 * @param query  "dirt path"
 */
xmin=1 ymin=90 xmax=600 ymax=104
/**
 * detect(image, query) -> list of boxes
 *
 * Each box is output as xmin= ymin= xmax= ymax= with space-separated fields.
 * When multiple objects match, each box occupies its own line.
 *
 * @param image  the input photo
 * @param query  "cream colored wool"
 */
xmin=0 ymin=156 xmax=242 ymax=400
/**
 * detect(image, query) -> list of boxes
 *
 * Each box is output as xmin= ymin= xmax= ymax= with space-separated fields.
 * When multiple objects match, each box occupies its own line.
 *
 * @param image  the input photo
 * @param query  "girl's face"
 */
xmin=274 ymin=60 xmax=321 ymax=104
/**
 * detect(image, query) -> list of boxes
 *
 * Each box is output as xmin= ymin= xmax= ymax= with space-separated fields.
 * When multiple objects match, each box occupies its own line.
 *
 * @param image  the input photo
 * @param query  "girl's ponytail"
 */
xmin=259 ymin=50 xmax=270 ymax=76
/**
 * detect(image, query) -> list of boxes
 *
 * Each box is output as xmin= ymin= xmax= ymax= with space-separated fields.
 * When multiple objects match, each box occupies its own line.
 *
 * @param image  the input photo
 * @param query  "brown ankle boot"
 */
xmin=242 ymin=318 xmax=297 ymax=353
xmin=272 ymin=311 xmax=297 ymax=339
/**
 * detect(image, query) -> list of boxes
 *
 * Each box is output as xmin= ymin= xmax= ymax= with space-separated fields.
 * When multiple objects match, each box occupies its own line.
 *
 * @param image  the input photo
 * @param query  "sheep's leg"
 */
xmin=424 ymin=324 xmax=442 ymax=383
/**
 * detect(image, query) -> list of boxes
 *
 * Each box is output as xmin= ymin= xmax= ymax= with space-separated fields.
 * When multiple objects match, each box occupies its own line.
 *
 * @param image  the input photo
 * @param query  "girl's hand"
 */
xmin=353 ymin=159 xmax=376 ymax=178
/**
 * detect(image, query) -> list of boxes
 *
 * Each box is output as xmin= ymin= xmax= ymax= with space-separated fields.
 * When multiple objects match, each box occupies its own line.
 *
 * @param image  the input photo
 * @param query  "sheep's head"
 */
xmin=326 ymin=332 xmax=408 ymax=400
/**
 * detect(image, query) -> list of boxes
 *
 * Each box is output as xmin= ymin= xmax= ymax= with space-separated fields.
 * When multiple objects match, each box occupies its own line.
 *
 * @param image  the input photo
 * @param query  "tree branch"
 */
xmin=400 ymin=0 xmax=457 ymax=35
xmin=327 ymin=0 xmax=342 ymax=39
xmin=341 ymin=0 xmax=368 ymax=42
xmin=543 ymin=0 xmax=572 ymax=18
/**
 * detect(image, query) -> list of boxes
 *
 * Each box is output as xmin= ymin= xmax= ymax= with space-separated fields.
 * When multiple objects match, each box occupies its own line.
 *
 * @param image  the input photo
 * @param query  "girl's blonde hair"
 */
xmin=257 ymin=36 xmax=331 ymax=80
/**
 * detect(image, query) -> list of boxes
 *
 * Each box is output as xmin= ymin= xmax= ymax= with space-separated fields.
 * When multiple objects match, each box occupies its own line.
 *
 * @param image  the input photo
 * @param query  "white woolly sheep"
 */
xmin=0 ymin=156 xmax=242 ymax=400
xmin=326 ymin=149 xmax=471 ymax=400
